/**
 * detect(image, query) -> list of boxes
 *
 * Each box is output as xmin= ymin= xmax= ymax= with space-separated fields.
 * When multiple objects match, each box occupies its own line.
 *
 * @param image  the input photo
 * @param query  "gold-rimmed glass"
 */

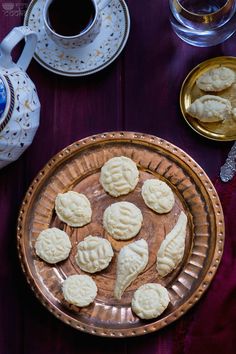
xmin=169 ymin=0 xmax=236 ymax=46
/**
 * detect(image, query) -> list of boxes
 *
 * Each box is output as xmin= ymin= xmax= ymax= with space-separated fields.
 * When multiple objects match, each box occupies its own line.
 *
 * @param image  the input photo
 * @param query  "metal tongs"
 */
xmin=220 ymin=141 xmax=236 ymax=182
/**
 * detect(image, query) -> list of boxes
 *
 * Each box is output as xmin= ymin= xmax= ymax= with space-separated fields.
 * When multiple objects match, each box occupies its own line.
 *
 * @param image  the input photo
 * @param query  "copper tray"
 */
xmin=180 ymin=56 xmax=236 ymax=141
xmin=17 ymin=132 xmax=224 ymax=337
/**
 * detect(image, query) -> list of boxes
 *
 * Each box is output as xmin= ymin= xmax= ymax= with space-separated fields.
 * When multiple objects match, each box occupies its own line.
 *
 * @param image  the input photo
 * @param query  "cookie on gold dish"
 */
xmin=196 ymin=66 xmax=235 ymax=92
xmin=187 ymin=95 xmax=232 ymax=122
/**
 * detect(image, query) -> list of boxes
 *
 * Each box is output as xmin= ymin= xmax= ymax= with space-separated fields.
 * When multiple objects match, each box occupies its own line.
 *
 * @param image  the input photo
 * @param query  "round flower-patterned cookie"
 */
xmin=55 ymin=191 xmax=92 ymax=227
xmin=131 ymin=283 xmax=170 ymax=319
xmin=35 ymin=227 xmax=72 ymax=264
xmin=100 ymin=156 xmax=139 ymax=197
xmin=103 ymin=201 xmax=143 ymax=240
xmin=141 ymin=179 xmax=175 ymax=214
xmin=62 ymin=274 xmax=97 ymax=307
xmin=75 ymin=235 xmax=114 ymax=273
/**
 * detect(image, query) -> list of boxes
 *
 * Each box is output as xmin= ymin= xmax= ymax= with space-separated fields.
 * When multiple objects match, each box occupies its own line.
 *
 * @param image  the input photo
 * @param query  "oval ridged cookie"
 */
xmin=196 ymin=66 xmax=235 ymax=92
xmin=35 ymin=227 xmax=71 ymax=264
xmin=100 ymin=156 xmax=139 ymax=197
xmin=62 ymin=274 xmax=97 ymax=307
xmin=142 ymin=179 xmax=175 ymax=214
xmin=75 ymin=236 xmax=114 ymax=273
xmin=131 ymin=283 xmax=170 ymax=319
xmin=103 ymin=201 xmax=143 ymax=240
xmin=187 ymin=95 xmax=231 ymax=122
xmin=55 ymin=191 xmax=92 ymax=227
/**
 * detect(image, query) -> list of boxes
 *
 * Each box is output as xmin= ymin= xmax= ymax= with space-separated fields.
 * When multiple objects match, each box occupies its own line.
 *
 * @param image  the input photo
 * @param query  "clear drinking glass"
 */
xmin=169 ymin=0 xmax=236 ymax=46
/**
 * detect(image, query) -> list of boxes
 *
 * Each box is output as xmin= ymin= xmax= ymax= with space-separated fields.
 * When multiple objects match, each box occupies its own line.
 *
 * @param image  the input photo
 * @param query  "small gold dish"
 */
xmin=180 ymin=56 xmax=236 ymax=141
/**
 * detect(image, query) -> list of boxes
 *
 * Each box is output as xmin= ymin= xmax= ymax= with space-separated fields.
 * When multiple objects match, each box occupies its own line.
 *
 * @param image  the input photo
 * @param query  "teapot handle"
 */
xmin=0 ymin=26 xmax=37 ymax=71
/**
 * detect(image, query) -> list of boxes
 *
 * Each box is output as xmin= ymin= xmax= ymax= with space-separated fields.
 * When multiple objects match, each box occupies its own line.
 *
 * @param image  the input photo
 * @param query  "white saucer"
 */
xmin=24 ymin=0 xmax=130 ymax=77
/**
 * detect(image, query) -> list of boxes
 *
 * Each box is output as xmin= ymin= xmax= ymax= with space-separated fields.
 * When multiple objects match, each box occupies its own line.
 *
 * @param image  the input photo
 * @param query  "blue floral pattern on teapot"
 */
xmin=0 ymin=77 xmax=7 ymax=118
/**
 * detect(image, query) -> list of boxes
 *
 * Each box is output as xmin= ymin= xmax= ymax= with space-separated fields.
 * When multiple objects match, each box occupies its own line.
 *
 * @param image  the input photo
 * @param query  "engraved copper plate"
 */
xmin=17 ymin=132 xmax=224 ymax=337
xmin=180 ymin=56 xmax=236 ymax=141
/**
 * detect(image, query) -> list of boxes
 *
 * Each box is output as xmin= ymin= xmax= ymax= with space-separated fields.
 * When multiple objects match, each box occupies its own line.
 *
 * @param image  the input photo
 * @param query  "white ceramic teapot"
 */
xmin=0 ymin=26 xmax=40 ymax=169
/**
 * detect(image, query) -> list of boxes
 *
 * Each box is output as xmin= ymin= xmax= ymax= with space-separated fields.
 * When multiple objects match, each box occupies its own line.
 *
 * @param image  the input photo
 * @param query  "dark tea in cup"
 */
xmin=47 ymin=0 xmax=96 ymax=37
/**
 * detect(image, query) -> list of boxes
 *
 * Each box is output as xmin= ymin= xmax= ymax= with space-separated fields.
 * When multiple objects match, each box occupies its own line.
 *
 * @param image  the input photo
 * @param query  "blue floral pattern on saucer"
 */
xmin=0 ymin=78 xmax=7 ymax=119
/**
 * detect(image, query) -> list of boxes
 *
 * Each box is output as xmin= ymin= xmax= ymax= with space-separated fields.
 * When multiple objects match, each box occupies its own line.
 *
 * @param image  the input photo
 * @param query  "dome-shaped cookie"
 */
xmin=103 ymin=201 xmax=143 ymax=240
xmin=35 ymin=227 xmax=71 ymax=264
xmin=131 ymin=283 xmax=170 ymax=319
xmin=55 ymin=191 xmax=92 ymax=227
xmin=62 ymin=274 xmax=97 ymax=307
xmin=75 ymin=235 xmax=114 ymax=273
xmin=141 ymin=179 xmax=175 ymax=214
xmin=100 ymin=156 xmax=139 ymax=197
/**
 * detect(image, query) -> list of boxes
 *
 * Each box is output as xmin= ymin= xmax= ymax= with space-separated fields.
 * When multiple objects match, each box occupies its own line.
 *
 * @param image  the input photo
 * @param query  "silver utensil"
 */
xmin=220 ymin=141 xmax=236 ymax=182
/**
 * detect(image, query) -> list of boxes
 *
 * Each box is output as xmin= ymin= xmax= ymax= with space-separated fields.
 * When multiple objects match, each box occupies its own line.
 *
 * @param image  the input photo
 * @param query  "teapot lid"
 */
xmin=0 ymin=74 xmax=14 ymax=132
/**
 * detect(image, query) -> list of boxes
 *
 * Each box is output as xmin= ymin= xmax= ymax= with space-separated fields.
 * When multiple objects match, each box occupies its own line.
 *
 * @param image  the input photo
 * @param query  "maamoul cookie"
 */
xmin=114 ymin=239 xmax=148 ymax=300
xmin=35 ymin=227 xmax=71 ymax=264
xmin=62 ymin=274 xmax=97 ymax=307
xmin=100 ymin=156 xmax=139 ymax=197
xmin=131 ymin=283 xmax=170 ymax=319
xmin=75 ymin=235 xmax=114 ymax=273
xmin=187 ymin=95 xmax=232 ymax=122
xmin=141 ymin=179 xmax=175 ymax=214
xmin=55 ymin=191 xmax=92 ymax=227
xmin=156 ymin=211 xmax=187 ymax=277
xmin=232 ymin=107 xmax=236 ymax=120
xmin=103 ymin=201 xmax=143 ymax=240
xmin=196 ymin=66 xmax=235 ymax=92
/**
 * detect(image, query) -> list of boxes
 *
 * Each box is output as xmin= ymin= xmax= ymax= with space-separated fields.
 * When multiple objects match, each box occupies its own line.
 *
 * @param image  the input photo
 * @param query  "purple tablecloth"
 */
xmin=1 ymin=1 xmax=236 ymax=353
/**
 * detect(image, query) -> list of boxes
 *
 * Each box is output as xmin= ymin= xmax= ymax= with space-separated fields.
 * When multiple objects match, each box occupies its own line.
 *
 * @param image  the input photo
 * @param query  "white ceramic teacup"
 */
xmin=43 ymin=0 xmax=110 ymax=48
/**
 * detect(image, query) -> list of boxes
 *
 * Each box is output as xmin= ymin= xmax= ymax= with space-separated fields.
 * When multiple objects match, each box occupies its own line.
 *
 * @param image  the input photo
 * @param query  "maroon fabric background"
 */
xmin=0 ymin=1 xmax=236 ymax=353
